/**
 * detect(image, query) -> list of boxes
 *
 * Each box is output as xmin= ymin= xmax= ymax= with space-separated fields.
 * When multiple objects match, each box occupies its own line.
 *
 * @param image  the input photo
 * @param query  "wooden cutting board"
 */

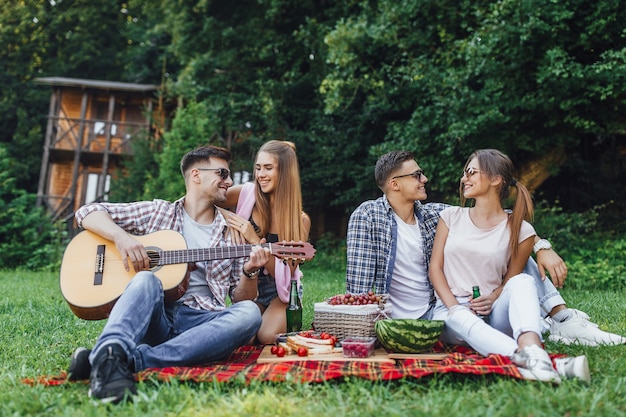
xmin=386 ymin=352 xmax=448 ymax=360
xmin=256 ymin=345 xmax=396 ymax=364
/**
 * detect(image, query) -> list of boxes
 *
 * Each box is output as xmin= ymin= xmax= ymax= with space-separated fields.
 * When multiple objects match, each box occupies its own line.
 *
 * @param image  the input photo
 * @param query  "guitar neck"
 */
xmin=157 ymin=243 xmax=271 ymax=265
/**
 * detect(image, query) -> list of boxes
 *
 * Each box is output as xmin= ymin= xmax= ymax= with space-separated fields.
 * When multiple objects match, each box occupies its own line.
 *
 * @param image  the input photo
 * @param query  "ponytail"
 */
xmin=508 ymin=180 xmax=533 ymax=259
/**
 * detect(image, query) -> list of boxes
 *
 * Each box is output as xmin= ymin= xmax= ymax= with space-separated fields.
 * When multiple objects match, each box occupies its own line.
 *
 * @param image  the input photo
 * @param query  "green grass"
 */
xmin=1 ymin=268 xmax=625 ymax=416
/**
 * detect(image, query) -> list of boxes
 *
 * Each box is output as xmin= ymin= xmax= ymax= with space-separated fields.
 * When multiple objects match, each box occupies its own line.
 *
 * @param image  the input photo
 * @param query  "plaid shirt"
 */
xmin=75 ymin=198 xmax=244 ymax=311
xmin=346 ymin=195 xmax=448 ymax=298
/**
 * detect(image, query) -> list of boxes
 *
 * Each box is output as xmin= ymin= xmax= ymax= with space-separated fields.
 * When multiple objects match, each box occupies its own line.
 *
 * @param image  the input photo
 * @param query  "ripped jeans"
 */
xmin=88 ymin=271 xmax=262 ymax=371
xmin=432 ymin=274 xmax=542 ymax=357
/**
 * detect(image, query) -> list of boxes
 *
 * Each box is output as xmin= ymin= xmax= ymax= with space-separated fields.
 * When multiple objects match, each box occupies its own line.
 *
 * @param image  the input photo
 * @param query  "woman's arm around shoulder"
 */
xmin=222 ymin=184 xmax=244 ymax=209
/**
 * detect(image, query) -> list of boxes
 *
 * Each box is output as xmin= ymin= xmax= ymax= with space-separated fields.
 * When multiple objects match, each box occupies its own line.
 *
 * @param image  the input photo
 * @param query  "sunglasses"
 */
xmin=463 ymin=166 xmax=483 ymax=178
xmin=392 ymin=169 xmax=425 ymax=181
xmin=197 ymin=167 xmax=231 ymax=180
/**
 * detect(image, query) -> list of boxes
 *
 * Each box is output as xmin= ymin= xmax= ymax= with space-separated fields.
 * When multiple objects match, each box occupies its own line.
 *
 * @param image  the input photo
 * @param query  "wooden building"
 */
xmin=34 ymin=77 xmax=163 ymax=227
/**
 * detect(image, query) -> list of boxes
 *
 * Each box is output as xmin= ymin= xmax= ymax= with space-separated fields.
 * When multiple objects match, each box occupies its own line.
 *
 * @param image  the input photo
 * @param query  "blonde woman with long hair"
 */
xmin=220 ymin=140 xmax=310 ymax=344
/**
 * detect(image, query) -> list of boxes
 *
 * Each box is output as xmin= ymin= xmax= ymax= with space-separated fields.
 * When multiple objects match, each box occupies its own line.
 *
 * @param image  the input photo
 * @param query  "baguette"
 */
xmin=286 ymin=336 xmax=336 ymax=354
xmin=293 ymin=334 xmax=334 ymax=346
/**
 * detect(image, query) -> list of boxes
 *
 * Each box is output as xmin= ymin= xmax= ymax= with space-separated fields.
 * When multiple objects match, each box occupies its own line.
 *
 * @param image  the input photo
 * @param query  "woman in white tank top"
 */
xmin=429 ymin=149 xmax=587 ymax=383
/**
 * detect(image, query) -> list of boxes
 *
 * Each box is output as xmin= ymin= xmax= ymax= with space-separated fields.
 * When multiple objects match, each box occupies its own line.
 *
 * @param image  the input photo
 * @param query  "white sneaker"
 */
xmin=554 ymin=355 xmax=591 ymax=384
xmin=540 ymin=316 xmax=552 ymax=334
xmin=548 ymin=309 xmax=626 ymax=346
xmin=511 ymin=344 xmax=562 ymax=384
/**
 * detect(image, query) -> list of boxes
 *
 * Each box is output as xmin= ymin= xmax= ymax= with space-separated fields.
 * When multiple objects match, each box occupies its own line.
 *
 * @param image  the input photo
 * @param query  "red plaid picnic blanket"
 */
xmin=23 ymin=342 xmax=527 ymax=387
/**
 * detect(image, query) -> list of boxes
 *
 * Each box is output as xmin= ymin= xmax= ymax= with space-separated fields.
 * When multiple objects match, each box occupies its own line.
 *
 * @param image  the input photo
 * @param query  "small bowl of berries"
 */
xmin=341 ymin=337 xmax=376 ymax=358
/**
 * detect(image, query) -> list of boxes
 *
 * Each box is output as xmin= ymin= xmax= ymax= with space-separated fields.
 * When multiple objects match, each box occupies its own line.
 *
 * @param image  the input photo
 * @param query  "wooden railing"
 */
xmin=46 ymin=117 xmax=150 ymax=155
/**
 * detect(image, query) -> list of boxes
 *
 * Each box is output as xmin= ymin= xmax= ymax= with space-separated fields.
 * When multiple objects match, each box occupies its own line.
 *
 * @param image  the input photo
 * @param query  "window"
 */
xmin=85 ymin=173 xmax=111 ymax=203
xmin=94 ymin=121 xmax=117 ymax=136
xmin=233 ymin=171 xmax=250 ymax=185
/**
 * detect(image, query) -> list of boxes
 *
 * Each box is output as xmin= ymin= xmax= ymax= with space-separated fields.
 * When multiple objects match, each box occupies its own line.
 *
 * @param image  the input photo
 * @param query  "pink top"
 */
xmin=236 ymin=182 xmax=302 ymax=303
xmin=439 ymin=206 xmax=536 ymax=297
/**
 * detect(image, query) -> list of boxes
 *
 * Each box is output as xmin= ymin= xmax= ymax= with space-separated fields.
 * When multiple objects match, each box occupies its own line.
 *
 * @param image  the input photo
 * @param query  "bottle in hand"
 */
xmin=472 ymin=285 xmax=490 ymax=324
xmin=286 ymin=279 xmax=302 ymax=332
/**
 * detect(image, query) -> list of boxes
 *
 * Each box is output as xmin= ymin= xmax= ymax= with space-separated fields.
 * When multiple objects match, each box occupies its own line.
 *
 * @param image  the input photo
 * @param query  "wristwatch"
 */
xmin=242 ymin=267 xmax=260 ymax=280
xmin=533 ymin=238 xmax=552 ymax=254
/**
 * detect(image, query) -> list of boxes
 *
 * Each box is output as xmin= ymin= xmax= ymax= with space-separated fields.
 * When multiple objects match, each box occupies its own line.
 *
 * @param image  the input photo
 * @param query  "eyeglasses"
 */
xmin=197 ymin=167 xmax=231 ymax=180
xmin=463 ymin=167 xmax=483 ymax=178
xmin=391 ymin=169 xmax=425 ymax=181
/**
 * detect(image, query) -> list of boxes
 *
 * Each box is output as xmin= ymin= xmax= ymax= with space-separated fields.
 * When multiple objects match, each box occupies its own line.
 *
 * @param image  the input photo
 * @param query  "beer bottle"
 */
xmin=472 ymin=286 xmax=481 ymax=300
xmin=286 ymin=279 xmax=302 ymax=332
xmin=472 ymin=286 xmax=489 ymax=324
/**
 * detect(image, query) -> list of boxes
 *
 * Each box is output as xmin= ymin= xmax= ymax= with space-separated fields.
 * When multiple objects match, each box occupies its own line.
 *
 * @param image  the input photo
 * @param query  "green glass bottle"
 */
xmin=472 ymin=286 xmax=481 ymax=300
xmin=472 ymin=286 xmax=489 ymax=324
xmin=286 ymin=279 xmax=302 ymax=332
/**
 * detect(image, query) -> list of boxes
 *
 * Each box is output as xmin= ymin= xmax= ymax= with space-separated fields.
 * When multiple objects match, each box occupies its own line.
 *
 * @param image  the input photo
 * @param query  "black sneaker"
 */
xmin=67 ymin=347 xmax=92 ymax=381
xmin=88 ymin=344 xmax=137 ymax=403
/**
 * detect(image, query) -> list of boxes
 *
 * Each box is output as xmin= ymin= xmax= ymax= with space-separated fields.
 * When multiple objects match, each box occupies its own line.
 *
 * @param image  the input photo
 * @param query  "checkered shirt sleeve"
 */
xmin=75 ymin=198 xmax=183 ymax=234
xmin=346 ymin=197 xmax=393 ymax=294
xmin=346 ymin=197 xmax=449 ymax=295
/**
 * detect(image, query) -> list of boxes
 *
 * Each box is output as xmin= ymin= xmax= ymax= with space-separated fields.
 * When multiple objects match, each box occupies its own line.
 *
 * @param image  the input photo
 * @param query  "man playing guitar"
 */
xmin=67 ymin=145 xmax=271 ymax=403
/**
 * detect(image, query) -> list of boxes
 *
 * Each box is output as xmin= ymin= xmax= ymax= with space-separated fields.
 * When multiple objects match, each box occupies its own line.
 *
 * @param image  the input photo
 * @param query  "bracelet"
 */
xmin=533 ymin=238 xmax=552 ymax=254
xmin=242 ymin=267 xmax=260 ymax=279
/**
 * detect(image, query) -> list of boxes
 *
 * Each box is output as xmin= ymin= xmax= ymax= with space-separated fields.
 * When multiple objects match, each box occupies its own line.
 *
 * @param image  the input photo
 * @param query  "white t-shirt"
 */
xmin=181 ymin=209 xmax=218 ymax=300
xmin=388 ymin=213 xmax=431 ymax=318
xmin=439 ymin=206 xmax=536 ymax=297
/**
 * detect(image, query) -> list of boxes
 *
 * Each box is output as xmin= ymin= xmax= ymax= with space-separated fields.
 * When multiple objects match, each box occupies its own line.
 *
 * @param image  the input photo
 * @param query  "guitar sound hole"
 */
xmin=146 ymin=250 xmax=161 ymax=270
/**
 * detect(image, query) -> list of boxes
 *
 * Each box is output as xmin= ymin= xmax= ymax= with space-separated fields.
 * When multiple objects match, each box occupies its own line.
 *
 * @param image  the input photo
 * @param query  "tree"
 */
xmin=149 ymin=0 xmax=368 ymax=214
xmin=0 ymin=1 xmax=177 ymax=262
xmin=0 ymin=0 xmax=165 ymax=193
xmin=2 ymin=0 xmax=625 ymax=241
xmin=320 ymin=0 xmax=626 ymax=212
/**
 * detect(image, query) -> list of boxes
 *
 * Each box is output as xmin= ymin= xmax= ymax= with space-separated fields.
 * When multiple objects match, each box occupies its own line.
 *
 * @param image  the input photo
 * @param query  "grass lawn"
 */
xmin=0 ymin=268 xmax=624 ymax=416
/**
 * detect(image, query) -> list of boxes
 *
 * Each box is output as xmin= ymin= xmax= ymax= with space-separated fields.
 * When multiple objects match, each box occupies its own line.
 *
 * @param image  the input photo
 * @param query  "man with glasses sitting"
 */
xmin=346 ymin=150 xmax=625 ymax=346
xmin=66 ymin=145 xmax=271 ymax=403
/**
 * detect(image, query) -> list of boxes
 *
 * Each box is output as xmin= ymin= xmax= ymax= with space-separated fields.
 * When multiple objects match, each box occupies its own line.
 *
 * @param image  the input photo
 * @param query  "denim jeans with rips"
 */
xmin=88 ymin=271 xmax=262 ymax=371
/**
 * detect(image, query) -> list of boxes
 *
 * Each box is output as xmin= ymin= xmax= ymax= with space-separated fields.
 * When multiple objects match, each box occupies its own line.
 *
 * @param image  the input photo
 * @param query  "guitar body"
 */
xmin=60 ymin=230 xmax=189 ymax=320
xmin=60 ymin=229 xmax=316 ymax=321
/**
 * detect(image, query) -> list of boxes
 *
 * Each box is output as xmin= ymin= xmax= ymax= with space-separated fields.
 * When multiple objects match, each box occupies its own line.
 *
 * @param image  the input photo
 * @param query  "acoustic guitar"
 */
xmin=59 ymin=230 xmax=316 ymax=320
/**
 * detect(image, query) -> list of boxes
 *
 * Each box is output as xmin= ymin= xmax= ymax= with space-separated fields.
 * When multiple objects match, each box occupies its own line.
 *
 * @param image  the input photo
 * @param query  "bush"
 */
xmin=532 ymin=200 xmax=601 ymax=256
xmin=308 ymin=232 xmax=347 ymax=272
xmin=566 ymin=237 xmax=626 ymax=290
xmin=533 ymin=200 xmax=626 ymax=290
xmin=0 ymin=191 xmax=66 ymax=270
xmin=0 ymin=145 xmax=65 ymax=270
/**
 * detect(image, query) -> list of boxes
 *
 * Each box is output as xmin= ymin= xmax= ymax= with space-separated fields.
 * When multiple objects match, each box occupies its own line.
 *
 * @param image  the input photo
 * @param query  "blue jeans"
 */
xmin=523 ymin=257 xmax=566 ymax=316
xmin=255 ymin=274 xmax=278 ymax=309
xmin=89 ymin=271 xmax=262 ymax=371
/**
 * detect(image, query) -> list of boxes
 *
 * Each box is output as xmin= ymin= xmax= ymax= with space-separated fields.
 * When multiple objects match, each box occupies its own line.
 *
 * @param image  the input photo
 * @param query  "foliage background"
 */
xmin=1 ymin=0 xmax=625 ymax=273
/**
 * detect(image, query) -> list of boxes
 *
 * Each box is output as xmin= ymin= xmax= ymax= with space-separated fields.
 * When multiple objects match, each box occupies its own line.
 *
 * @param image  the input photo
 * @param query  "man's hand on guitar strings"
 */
xmin=116 ymin=234 xmax=151 ymax=272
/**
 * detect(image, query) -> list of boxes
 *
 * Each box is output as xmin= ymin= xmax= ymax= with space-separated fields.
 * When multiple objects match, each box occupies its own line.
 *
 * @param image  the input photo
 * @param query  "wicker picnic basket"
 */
xmin=312 ymin=301 xmax=392 ymax=341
